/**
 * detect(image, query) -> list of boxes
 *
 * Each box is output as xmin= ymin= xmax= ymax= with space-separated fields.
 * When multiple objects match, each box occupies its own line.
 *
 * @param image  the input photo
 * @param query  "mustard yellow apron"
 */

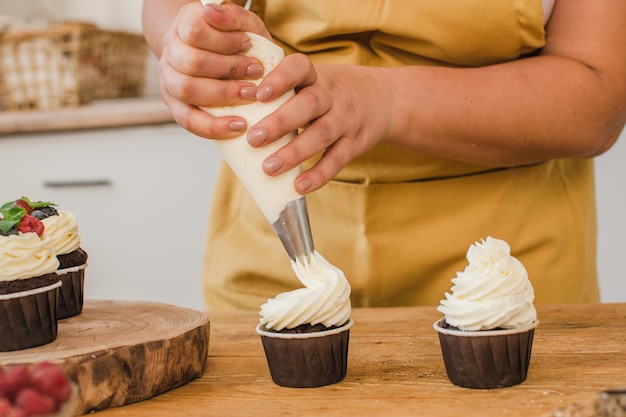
xmin=202 ymin=0 xmax=599 ymax=310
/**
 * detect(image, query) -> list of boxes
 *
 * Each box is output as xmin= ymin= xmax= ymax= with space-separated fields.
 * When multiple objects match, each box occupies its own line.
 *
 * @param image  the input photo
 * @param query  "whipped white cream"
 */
xmin=42 ymin=210 xmax=81 ymax=256
xmin=259 ymin=251 xmax=352 ymax=331
xmin=437 ymin=237 xmax=537 ymax=331
xmin=0 ymin=233 xmax=59 ymax=282
xmin=200 ymin=1 xmax=301 ymax=224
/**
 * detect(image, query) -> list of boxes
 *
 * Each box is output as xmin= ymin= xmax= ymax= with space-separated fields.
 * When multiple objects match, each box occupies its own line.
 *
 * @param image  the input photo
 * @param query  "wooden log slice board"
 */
xmin=0 ymin=300 xmax=210 ymax=416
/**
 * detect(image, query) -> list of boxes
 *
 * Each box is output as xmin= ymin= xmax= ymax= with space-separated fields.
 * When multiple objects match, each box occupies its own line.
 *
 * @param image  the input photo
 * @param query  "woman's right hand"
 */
xmin=155 ymin=2 xmax=270 ymax=139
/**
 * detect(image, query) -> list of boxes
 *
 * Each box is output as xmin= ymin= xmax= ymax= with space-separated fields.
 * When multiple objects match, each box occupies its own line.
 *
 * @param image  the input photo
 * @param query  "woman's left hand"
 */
xmin=247 ymin=55 xmax=397 ymax=194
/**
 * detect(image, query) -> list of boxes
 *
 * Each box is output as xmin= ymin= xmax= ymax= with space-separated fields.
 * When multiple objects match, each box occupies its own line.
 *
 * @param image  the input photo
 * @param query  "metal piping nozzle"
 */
xmin=271 ymin=197 xmax=314 ymax=263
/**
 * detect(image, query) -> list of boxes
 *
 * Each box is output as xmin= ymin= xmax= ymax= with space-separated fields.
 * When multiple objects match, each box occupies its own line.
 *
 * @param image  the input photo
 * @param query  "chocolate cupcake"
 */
xmin=256 ymin=320 xmax=353 ymax=388
xmin=0 ymin=199 xmax=61 ymax=351
xmin=22 ymin=198 xmax=89 ymax=319
xmin=433 ymin=318 xmax=538 ymax=389
xmin=433 ymin=236 xmax=539 ymax=389
xmin=257 ymin=251 xmax=353 ymax=388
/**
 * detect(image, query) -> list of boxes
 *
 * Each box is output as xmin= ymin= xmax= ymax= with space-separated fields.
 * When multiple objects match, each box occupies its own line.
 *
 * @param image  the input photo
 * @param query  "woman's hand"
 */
xmin=248 ymin=58 xmax=397 ymax=194
xmin=151 ymin=2 xmax=270 ymax=139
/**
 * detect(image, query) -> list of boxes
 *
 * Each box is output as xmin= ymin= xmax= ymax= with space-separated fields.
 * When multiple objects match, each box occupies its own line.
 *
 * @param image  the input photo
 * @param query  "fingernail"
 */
xmin=246 ymin=64 xmax=264 ymax=77
xmin=296 ymin=178 xmax=312 ymax=193
xmin=240 ymin=40 xmax=252 ymax=52
xmin=207 ymin=2 xmax=224 ymax=12
xmin=240 ymin=85 xmax=256 ymax=100
xmin=247 ymin=128 xmax=266 ymax=146
xmin=263 ymin=156 xmax=283 ymax=174
xmin=257 ymin=85 xmax=273 ymax=102
xmin=229 ymin=120 xmax=246 ymax=131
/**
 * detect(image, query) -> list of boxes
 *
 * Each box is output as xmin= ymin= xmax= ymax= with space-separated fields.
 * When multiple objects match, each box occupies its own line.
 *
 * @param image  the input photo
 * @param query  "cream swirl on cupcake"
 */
xmin=260 ymin=251 xmax=351 ymax=331
xmin=437 ymin=236 xmax=537 ymax=331
xmin=0 ymin=233 xmax=59 ymax=282
xmin=42 ymin=210 xmax=80 ymax=256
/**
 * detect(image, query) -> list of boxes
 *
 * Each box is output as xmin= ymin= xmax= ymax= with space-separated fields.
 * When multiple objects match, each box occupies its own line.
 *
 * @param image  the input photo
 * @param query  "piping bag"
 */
xmin=199 ymin=0 xmax=314 ymax=263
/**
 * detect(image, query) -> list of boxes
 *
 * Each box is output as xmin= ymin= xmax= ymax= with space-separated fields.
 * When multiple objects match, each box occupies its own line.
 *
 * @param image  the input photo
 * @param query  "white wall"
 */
xmin=595 ymin=127 xmax=626 ymax=302
xmin=0 ymin=1 xmax=144 ymax=32
xmin=2 ymin=1 xmax=625 ymax=303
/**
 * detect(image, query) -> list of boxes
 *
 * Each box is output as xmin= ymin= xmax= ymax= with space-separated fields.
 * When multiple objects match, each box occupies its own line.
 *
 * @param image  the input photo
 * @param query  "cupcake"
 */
xmin=15 ymin=197 xmax=88 ymax=319
xmin=35 ymin=200 xmax=88 ymax=319
xmin=256 ymin=251 xmax=353 ymax=388
xmin=433 ymin=236 xmax=539 ymax=389
xmin=0 ymin=199 xmax=61 ymax=352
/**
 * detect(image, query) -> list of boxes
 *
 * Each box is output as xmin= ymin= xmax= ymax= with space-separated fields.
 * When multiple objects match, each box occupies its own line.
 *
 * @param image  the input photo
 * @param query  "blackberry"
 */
xmin=31 ymin=206 xmax=58 ymax=220
xmin=31 ymin=210 xmax=46 ymax=220
xmin=0 ymin=228 xmax=18 ymax=236
xmin=41 ymin=206 xmax=58 ymax=217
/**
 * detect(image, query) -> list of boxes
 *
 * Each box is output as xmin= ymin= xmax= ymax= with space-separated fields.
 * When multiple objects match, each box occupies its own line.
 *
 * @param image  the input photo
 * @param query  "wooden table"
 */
xmin=91 ymin=303 xmax=625 ymax=417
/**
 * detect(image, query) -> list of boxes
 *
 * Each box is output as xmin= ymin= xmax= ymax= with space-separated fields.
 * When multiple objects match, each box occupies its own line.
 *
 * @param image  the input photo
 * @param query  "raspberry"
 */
xmin=0 ymin=398 xmax=11 ymax=415
xmin=16 ymin=215 xmax=44 ymax=237
xmin=14 ymin=388 xmax=56 ymax=416
xmin=0 ymin=367 xmax=6 ymax=398
xmin=13 ymin=200 xmax=32 ymax=214
xmin=2 ymin=406 xmax=26 ymax=417
xmin=0 ymin=400 xmax=24 ymax=417
xmin=11 ymin=408 xmax=26 ymax=417
xmin=1 ymin=366 xmax=29 ymax=401
xmin=30 ymin=362 xmax=71 ymax=403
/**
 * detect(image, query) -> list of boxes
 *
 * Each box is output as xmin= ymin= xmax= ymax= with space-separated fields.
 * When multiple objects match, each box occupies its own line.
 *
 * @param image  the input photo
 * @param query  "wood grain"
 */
xmin=84 ymin=303 xmax=626 ymax=417
xmin=0 ymin=300 xmax=210 ymax=416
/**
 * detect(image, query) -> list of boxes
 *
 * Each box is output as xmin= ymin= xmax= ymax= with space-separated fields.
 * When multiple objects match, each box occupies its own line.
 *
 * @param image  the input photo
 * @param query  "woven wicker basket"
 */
xmin=0 ymin=22 xmax=148 ymax=111
xmin=87 ymin=28 xmax=149 ymax=100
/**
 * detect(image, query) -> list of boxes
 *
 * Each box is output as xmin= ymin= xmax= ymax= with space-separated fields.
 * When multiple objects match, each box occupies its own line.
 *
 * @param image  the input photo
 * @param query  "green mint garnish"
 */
xmin=0 ymin=205 xmax=26 ymax=234
xmin=21 ymin=196 xmax=56 ymax=209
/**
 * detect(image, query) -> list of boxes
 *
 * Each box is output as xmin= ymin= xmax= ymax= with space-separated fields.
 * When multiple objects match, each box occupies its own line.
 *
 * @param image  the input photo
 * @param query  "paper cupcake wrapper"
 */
xmin=56 ymin=263 xmax=87 ymax=319
xmin=0 ymin=280 xmax=61 ymax=352
xmin=256 ymin=319 xmax=353 ymax=388
xmin=433 ymin=319 xmax=538 ymax=389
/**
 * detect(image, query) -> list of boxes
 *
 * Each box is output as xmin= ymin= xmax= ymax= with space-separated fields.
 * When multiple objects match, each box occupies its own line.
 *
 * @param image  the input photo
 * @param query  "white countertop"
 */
xmin=0 ymin=96 xmax=174 ymax=135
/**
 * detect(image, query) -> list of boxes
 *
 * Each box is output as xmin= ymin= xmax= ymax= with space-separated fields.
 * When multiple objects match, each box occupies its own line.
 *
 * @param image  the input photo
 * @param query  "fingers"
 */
xmin=295 ymin=141 xmax=356 ymax=194
xmin=166 ymin=4 xmax=262 ymax=80
xmin=258 ymin=109 xmax=354 ymax=194
xmin=256 ymin=53 xmax=317 ymax=102
xmin=159 ymin=55 xmax=257 ymax=108
xmin=202 ymin=2 xmax=271 ymax=39
xmin=162 ymin=88 xmax=248 ymax=140
xmin=158 ymin=2 xmax=271 ymax=139
xmin=246 ymin=54 xmax=322 ymax=149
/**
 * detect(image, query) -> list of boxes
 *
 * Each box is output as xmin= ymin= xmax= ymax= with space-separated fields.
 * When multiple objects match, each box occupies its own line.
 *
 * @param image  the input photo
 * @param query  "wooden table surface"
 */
xmin=91 ymin=303 xmax=625 ymax=417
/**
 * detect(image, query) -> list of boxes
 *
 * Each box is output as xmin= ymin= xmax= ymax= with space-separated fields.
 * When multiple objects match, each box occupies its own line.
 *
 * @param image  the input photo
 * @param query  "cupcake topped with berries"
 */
xmin=0 ymin=198 xmax=61 ymax=351
xmin=0 ymin=197 xmax=59 ymax=292
xmin=12 ymin=197 xmax=88 ymax=319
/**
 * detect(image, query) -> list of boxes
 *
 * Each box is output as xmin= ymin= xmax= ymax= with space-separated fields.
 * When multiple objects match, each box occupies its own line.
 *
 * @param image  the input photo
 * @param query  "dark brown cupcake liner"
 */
xmin=433 ymin=318 xmax=539 ymax=389
xmin=0 ymin=280 xmax=62 ymax=352
xmin=256 ymin=319 xmax=354 ymax=388
xmin=56 ymin=263 xmax=87 ymax=319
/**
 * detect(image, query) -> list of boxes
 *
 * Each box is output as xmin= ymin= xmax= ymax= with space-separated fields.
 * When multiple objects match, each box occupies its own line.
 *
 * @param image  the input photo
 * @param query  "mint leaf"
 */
xmin=0 ymin=201 xmax=15 ymax=212
xmin=0 ymin=205 xmax=26 ymax=234
xmin=0 ymin=220 xmax=16 ymax=234
xmin=21 ymin=196 xmax=56 ymax=209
